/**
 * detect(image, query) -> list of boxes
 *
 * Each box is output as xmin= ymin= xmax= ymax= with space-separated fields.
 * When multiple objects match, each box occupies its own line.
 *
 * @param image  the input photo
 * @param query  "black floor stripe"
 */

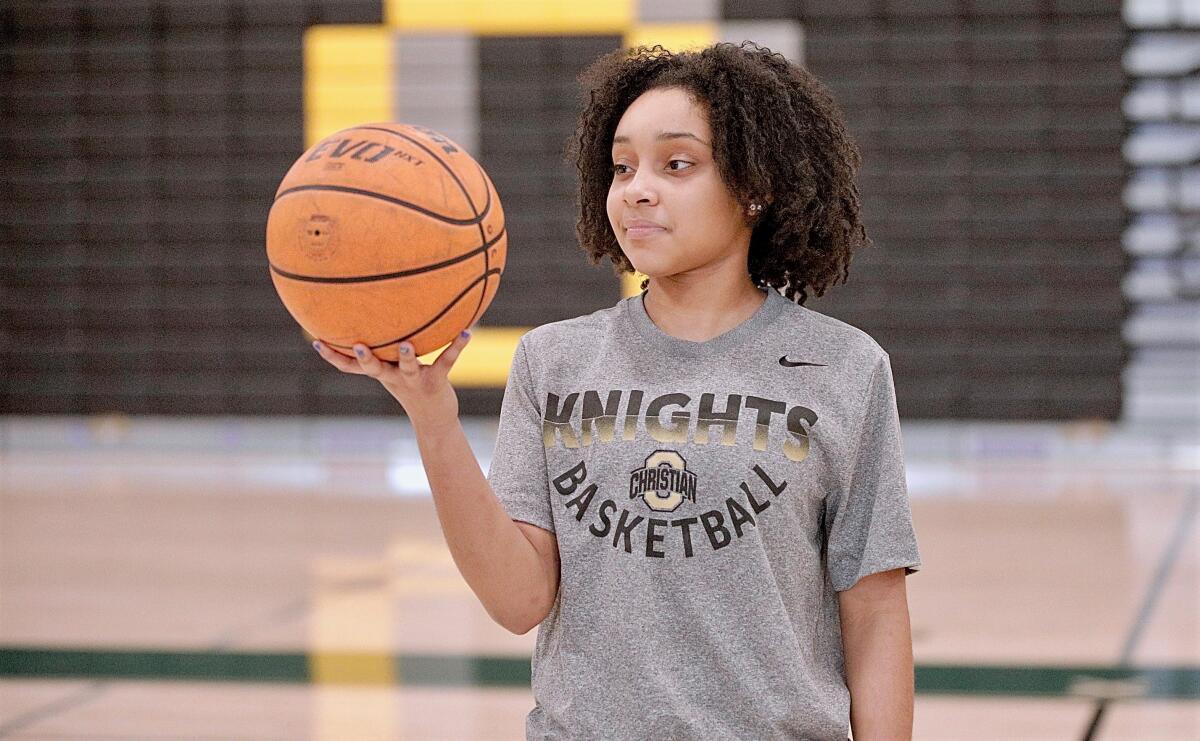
xmin=206 ymin=597 xmax=310 ymax=652
xmin=1079 ymin=486 xmax=1200 ymax=741
xmin=0 ymin=680 xmax=109 ymax=739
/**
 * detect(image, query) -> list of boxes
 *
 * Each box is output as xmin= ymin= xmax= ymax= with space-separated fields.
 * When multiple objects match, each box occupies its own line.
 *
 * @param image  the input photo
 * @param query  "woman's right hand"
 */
xmin=312 ymin=330 xmax=473 ymax=428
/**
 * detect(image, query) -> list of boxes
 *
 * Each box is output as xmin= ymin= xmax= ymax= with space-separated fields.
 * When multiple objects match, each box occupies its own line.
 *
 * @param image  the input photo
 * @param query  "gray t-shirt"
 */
xmin=487 ymin=286 xmax=921 ymax=741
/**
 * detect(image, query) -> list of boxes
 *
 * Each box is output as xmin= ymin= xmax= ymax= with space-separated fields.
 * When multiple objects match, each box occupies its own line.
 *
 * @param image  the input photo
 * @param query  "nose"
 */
xmin=622 ymin=167 xmax=657 ymax=207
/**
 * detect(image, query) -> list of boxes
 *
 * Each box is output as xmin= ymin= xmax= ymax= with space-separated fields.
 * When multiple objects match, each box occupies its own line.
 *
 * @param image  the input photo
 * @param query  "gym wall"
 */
xmin=1 ymin=1 xmax=1127 ymax=419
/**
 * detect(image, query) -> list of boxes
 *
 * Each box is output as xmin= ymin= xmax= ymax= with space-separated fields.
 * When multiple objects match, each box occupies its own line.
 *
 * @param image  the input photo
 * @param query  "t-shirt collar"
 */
xmin=623 ymin=286 xmax=785 ymax=357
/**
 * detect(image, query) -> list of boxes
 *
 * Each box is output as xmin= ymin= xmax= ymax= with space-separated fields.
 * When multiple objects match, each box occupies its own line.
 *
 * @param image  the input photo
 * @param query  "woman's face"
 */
xmin=606 ymin=86 xmax=751 ymax=283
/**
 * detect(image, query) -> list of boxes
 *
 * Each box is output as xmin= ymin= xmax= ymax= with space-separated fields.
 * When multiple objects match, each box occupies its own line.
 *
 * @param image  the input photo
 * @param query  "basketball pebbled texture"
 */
xmin=266 ymin=123 xmax=506 ymax=361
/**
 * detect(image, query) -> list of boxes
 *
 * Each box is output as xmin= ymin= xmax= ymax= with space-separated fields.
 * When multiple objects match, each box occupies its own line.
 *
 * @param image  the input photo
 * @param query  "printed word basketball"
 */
xmin=266 ymin=123 xmax=506 ymax=361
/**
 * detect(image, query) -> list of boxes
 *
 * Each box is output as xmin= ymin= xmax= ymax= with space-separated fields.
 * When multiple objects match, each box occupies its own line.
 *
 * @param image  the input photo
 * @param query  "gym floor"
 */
xmin=0 ymin=416 xmax=1196 ymax=740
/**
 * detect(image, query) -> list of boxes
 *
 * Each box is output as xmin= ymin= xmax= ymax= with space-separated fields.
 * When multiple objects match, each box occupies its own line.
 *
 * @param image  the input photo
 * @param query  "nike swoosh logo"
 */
xmin=779 ymin=356 xmax=826 ymax=367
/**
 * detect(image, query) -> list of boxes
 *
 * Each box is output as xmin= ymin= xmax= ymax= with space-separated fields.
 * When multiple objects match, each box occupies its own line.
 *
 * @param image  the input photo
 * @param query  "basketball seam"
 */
xmin=346 ymin=125 xmax=495 ymax=331
xmin=273 ymin=184 xmax=486 ymax=227
xmin=268 ymin=227 xmax=505 ymax=284
xmin=466 ymin=162 xmax=497 ymax=329
xmin=322 ymin=268 xmax=503 ymax=352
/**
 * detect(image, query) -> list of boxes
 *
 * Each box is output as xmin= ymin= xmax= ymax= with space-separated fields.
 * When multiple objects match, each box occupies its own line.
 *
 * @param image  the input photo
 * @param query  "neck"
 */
xmin=642 ymin=278 xmax=766 ymax=344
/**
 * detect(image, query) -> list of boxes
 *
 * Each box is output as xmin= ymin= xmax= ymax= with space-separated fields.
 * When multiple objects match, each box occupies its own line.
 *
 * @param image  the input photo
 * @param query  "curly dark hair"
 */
xmin=564 ymin=41 xmax=871 ymax=305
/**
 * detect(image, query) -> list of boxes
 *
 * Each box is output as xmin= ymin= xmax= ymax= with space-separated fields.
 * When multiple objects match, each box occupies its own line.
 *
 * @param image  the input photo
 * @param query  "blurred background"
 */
xmin=1 ymin=0 xmax=1196 ymax=739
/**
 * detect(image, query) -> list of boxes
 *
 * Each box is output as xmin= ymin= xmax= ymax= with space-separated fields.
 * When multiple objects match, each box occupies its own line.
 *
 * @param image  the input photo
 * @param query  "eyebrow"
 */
xmin=612 ymin=131 xmax=709 ymax=147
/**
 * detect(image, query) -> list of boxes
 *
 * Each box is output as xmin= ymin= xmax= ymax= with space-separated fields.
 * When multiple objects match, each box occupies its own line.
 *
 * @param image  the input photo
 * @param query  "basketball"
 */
xmin=265 ymin=122 xmax=506 ymax=361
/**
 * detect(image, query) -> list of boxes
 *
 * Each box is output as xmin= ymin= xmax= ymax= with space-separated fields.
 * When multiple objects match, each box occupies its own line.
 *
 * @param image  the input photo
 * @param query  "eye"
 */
xmin=667 ymin=159 xmax=693 ymax=171
xmin=612 ymin=163 xmax=631 ymax=175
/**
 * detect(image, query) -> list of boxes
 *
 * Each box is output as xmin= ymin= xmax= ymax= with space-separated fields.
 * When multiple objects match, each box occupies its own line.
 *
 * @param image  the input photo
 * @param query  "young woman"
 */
xmin=315 ymin=41 xmax=921 ymax=741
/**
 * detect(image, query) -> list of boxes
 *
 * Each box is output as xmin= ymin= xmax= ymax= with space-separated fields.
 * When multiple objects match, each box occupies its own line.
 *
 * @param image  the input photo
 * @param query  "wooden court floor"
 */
xmin=0 ymin=417 xmax=1196 ymax=739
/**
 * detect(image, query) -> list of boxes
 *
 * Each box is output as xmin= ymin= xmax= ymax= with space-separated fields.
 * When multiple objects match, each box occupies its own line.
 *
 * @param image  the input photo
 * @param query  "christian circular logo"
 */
xmin=629 ymin=450 xmax=698 ymax=513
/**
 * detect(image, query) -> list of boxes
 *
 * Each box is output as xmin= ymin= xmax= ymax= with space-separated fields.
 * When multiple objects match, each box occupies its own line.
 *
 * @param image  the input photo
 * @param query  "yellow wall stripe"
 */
xmin=303 ymin=25 xmax=394 ymax=147
xmin=624 ymin=22 xmax=717 ymax=54
xmin=442 ymin=325 xmax=530 ymax=387
xmin=621 ymin=271 xmax=644 ymax=298
xmin=384 ymin=0 xmax=634 ymax=35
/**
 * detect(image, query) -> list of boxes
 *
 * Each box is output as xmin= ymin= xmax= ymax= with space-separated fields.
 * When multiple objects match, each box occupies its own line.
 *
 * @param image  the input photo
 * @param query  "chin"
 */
xmin=630 ymin=265 xmax=682 ymax=284
xmin=624 ymin=253 xmax=666 ymax=278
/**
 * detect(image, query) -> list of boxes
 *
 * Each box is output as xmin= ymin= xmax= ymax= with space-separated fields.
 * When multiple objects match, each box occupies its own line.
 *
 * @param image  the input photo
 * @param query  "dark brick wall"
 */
xmin=1 ymin=1 xmax=1127 ymax=418
xmin=727 ymin=0 xmax=1128 ymax=418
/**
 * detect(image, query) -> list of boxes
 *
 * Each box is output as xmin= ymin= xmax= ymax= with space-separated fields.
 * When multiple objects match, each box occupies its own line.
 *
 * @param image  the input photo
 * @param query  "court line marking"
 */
xmin=0 ymin=594 xmax=318 ymax=738
xmin=1 ymin=649 xmax=1198 ymax=698
xmin=0 ymin=680 xmax=108 ymax=738
xmin=1078 ymin=485 xmax=1200 ymax=740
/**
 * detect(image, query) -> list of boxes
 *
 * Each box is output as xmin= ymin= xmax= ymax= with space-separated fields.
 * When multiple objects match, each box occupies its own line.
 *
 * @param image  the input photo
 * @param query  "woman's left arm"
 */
xmin=838 ymin=567 xmax=914 ymax=740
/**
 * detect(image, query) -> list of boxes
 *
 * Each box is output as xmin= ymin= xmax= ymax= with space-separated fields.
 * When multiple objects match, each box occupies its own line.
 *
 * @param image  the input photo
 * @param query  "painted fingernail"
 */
xmin=354 ymin=346 xmax=365 ymax=358
xmin=399 ymin=345 xmax=410 ymax=355
xmin=313 ymin=341 xmax=321 ymax=351
xmin=461 ymin=330 xmax=470 ymax=339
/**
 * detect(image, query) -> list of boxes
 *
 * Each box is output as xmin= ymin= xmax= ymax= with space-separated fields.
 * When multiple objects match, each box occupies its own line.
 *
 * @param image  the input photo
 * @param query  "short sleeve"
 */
xmin=825 ymin=351 xmax=921 ymax=592
xmin=486 ymin=335 xmax=556 ymax=533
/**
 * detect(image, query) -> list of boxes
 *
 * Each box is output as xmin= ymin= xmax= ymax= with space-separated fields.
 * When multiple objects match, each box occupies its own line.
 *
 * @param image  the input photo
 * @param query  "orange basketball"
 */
xmin=265 ymin=123 xmax=506 ymax=361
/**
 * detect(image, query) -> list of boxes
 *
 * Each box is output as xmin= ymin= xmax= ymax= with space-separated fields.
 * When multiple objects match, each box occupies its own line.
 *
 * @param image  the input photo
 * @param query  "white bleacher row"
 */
xmin=1122 ymin=1 xmax=1199 ymax=425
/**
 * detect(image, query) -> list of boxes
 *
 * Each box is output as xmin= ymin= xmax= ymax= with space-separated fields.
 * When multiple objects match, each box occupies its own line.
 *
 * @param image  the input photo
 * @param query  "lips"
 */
xmin=624 ymin=219 xmax=667 ymax=239
xmin=626 ymin=225 xmax=666 ymax=238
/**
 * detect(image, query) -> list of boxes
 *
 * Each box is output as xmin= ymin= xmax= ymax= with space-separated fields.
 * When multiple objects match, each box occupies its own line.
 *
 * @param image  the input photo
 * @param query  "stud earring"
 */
xmin=748 ymin=203 xmax=762 ymax=214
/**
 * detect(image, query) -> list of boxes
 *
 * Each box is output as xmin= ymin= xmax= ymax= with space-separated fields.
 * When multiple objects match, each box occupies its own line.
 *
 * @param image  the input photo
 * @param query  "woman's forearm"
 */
xmin=839 ymin=571 xmax=915 ymax=739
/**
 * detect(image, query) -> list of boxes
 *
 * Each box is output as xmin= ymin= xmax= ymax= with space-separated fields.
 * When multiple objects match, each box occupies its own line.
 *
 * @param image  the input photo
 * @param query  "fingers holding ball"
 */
xmin=433 ymin=329 xmax=471 ymax=372
xmin=393 ymin=342 xmax=422 ymax=376
xmin=352 ymin=343 xmax=390 ymax=378
xmin=313 ymin=340 xmax=361 ymax=373
xmin=316 ymin=333 xmax=467 ymax=381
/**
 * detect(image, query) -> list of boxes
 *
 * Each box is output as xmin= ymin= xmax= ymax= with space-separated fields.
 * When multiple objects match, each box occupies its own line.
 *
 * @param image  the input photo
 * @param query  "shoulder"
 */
xmin=514 ymin=300 xmax=627 ymax=377
xmin=778 ymin=296 xmax=889 ymax=366
xmin=519 ymin=300 xmax=625 ymax=353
